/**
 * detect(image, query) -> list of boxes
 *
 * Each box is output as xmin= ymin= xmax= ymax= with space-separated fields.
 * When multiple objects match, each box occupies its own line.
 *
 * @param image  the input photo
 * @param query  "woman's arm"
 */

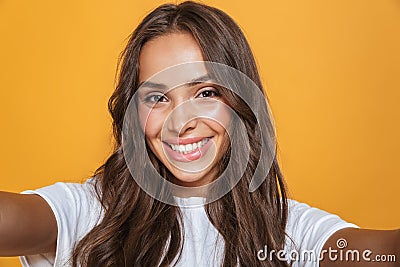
xmin=320 ymin=228 xmax=400 ymax=266
xmin=0 ymin=191 xmax=57 ymax=256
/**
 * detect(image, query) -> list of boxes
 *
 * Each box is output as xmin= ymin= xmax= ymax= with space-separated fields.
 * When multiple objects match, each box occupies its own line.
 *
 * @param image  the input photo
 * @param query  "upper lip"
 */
xmin=163 ymin=136 xmax=211 ymax=145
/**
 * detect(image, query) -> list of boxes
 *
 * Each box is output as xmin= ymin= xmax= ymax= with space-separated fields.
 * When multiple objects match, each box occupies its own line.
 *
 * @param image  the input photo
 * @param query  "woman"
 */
xmin=0 ymin=2 xmax=398 ymax=267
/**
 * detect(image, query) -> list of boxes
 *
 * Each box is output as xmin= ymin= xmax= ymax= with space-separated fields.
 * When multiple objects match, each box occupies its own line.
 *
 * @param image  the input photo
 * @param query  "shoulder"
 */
xmin=286 ymin=198 xmax=358 ymax=237
xmin=284 ymin=199 xmax=358 ymax=265
xmin=22 ymin=177 xmax=103 ymax=225
xmin=20 ymin=178 xmax=104 ymax=267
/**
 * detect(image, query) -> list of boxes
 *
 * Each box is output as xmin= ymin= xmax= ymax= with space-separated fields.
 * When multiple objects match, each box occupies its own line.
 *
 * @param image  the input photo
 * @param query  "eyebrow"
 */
xmin=138 ymin=74 xmax=213 ymax=91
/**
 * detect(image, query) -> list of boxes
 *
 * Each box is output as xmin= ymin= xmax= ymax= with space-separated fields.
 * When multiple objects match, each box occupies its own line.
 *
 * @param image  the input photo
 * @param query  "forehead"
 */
xmin=138 ymin=32 xmax=207 ymax=84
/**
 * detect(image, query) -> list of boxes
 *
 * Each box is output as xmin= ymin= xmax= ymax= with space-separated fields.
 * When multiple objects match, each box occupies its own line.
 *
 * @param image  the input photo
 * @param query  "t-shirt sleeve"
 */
xmin=284 ymin=199 xmax=359 ymax=267
xmin=19 ymin=179 xmax=103 ymax=267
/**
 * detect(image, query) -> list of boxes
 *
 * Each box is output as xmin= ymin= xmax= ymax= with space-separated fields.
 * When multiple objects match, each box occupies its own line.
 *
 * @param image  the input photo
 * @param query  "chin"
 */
xmin=167 ymin=166 xmax=215 ymax=187
xmin=172 ymin=173 xmax=209 ymax=187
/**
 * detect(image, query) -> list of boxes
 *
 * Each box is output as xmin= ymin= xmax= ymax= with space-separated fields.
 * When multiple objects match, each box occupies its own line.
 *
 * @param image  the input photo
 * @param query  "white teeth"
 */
xmin=179 ymin=145 xmax=185 ymax=152
xmin=168 ymin=138 xmax=210 ymax=154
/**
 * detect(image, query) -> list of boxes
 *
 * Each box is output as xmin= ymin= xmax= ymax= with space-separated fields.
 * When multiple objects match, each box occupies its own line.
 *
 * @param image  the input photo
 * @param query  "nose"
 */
xmin=166 ymin=100 xmax=198 ymax=135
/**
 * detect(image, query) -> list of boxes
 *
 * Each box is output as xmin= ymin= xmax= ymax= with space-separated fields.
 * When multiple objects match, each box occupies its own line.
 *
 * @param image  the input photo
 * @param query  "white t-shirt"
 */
xmin=19 ymin=180 xmax=358 ymax=267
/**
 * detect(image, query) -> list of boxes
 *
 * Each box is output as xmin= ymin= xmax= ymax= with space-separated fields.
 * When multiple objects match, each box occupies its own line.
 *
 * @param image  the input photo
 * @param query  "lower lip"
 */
xmin=163 ymin=138 xmax=213 ymax=162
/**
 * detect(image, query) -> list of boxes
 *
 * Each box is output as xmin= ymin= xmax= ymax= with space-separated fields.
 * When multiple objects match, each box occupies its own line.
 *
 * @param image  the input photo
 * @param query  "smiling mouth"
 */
xmin=165 ymin=137 xmax=211 ymax=154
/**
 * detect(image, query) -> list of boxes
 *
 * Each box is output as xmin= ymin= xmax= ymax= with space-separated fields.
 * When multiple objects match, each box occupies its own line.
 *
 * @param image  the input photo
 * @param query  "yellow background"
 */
xmin=1 ymin=0 xmax=399 ymax=265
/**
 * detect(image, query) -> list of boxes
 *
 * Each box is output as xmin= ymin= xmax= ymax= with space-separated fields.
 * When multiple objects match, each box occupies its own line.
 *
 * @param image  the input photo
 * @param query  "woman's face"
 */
xmin=137 ymin=32 xmax=231 ymax=187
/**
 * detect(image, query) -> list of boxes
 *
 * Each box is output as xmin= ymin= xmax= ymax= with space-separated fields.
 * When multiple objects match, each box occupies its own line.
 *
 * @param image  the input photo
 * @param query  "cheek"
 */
xmin=208 ymin=103 xmax=232 ymax=133
xmin=138 ymin=105 xmax=148 ymax=133
xmin=138 ymin=106 xmax=164 ymax=139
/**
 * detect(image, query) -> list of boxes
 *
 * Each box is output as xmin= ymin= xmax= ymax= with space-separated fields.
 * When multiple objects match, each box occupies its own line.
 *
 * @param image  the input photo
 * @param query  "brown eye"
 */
xmin=197 ymin=88 xmax=220 ymax=98
xmin=144 ymin=94 xmax=168 ymax=103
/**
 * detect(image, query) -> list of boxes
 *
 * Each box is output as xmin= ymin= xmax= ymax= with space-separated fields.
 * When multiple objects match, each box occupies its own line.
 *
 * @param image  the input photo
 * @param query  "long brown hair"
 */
xmin=72 ymin=2 xmax=289 ymax=266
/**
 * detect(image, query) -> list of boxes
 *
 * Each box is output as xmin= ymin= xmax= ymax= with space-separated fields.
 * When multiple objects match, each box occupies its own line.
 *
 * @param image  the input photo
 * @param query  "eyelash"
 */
xmin=143 ymin=87 xmax=220 ymax=104
xmin=144 ymin=94 xmax=167 ymax=103
xmin=197 ymin=88 xmax=220 ymax=98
